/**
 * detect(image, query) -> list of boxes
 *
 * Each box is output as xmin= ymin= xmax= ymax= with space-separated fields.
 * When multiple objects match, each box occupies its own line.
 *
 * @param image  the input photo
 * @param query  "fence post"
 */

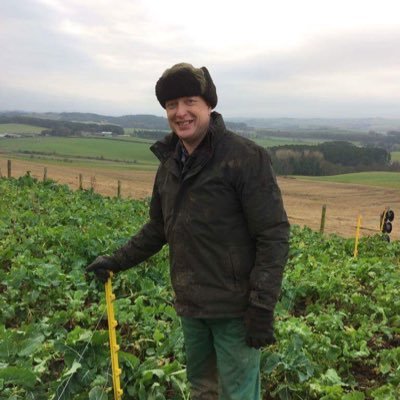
xmin=117 ymin=180 xmax=121 ymax=198
xmin=43 ymin=167 xmax=47 ymax=182
xmin=7 ymin=160 xmax=11 ymax=178
xmin=319 ymin=204 xmax=327 ymax=234
xmin=353 ymin=214 xmax=362 ymax=258
xmin=105 ymin=273 xmax=123 ymax=400
xmin=90 ymin=176 xmax=96 ymax=191
xmin=79 ymin=173 xmax=83 ymax=190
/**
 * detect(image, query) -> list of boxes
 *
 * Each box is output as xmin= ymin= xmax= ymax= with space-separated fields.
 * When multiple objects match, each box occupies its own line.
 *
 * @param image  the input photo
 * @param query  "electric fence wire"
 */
xmin=99 ymin=360 xmax=113 ymax=400
xmin=54 ymin=307 xmax=107 ymax=400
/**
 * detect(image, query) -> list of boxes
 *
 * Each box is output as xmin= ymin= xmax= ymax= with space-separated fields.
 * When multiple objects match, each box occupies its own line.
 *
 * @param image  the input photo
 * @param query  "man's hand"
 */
xmin=86 ymin=255 xmax=119 ymax=283
xmin=244 ymin=305 xmax=276 ymax=349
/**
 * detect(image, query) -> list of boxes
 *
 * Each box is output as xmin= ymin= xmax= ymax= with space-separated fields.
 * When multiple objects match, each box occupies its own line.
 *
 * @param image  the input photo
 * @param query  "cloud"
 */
xmin=213 ymin=28 xmax=400 ymax=117
xmin=1 ymin=0 xmax=400 ymax=118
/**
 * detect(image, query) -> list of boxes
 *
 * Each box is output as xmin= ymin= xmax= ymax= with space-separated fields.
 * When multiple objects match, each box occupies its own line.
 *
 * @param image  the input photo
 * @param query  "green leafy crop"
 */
xmin=0 ymin=175 xmax=399 ymax=399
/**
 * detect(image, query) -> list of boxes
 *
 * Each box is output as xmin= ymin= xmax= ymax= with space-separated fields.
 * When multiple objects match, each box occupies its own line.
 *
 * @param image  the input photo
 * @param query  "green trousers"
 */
xmin=181 ymin=317 xmax=261 ymax=400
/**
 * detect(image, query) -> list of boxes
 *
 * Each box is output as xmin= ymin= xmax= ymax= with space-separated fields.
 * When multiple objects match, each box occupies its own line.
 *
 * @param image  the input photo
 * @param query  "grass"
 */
xmin=0 ymin=124 xmax=44 ymax=135
xmin=254 ymin=137 xmax=320 ymax=148
xmin=112 ymin=135 xmax=155 ymax=144
xmin=391 ymin=151 xmax=400 ymax=162
xmin=124 ymin=127 xmax=169 ymax=135
xmin=5 ymin=154 xmax=158 ymax=171
xmin=0 ymin=136 xmax=158 ymax=166
xmin=296 ymin=171 xmax=400 ymax=189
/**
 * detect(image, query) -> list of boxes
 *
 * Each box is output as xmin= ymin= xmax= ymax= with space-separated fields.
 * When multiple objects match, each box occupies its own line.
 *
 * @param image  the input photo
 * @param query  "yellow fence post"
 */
xmin=353 ymin=214 xmax=362 ymax=258
xmin=105 ymin=273 xmax=123 ymax=400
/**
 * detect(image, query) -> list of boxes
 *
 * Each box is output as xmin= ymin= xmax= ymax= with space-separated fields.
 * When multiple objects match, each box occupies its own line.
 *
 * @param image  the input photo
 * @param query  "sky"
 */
xmin=1 ymin=0 xmax=400 ymax=119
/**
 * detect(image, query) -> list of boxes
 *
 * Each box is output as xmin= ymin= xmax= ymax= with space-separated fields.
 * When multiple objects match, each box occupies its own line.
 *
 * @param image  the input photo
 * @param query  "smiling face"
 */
xmin=165 ymin=96 xmax=211 ymax=154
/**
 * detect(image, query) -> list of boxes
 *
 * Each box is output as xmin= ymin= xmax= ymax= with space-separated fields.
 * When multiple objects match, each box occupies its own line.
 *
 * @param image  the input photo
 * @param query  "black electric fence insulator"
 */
xmin=380 ymin=208 xmax=395 ymax=242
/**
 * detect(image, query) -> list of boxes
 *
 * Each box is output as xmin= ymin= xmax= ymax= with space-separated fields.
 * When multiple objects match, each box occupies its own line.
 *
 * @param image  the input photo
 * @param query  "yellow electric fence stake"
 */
xmin=105 ymin=272 xmax=123 ymax=400
xmin=353 ymin=214 xmax=362 ymax=258
xmin=379 ymin=208 xmax=388 ymax=232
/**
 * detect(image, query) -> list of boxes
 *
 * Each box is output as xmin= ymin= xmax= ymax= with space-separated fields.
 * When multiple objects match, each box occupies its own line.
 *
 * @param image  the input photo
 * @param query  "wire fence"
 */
xmin=0 ymin=158 xmax=153 ymax=199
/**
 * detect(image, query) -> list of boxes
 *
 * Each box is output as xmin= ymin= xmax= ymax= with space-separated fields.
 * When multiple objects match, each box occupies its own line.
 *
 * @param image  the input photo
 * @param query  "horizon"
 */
xmin=2 ymin=109 xmax=400 ymax=122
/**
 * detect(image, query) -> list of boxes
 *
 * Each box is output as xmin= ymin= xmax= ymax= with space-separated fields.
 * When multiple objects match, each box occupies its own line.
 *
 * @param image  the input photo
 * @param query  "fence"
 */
xmin=0 ymin=159 xmax=152 ymax=199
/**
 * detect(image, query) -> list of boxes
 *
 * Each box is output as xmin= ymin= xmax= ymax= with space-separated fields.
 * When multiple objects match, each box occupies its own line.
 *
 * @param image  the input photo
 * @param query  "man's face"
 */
xmin=165 ymin=96 xmax=211 ymax=153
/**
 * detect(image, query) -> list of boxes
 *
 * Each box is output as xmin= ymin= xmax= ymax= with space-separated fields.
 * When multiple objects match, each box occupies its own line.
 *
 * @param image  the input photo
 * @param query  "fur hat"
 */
xmin=155 ymin=63 xmax=218 ymax=109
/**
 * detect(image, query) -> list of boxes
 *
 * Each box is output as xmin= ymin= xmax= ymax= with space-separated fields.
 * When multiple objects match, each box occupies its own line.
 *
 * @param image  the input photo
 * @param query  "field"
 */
xmin=392 ymin=152 xmax=400 ymax=162
xmin=0 ymin=124 xmax=44 ymax=135
xmin=253 ymin=137 xmax=319 ymax=147
xmin=1 ymin=156 xmax=399 ymax=241
xmin=1 ymin=130 xmax=400 ymax=399
xmin=1 ymin=132 xmax=400 ymax=241
xmin=0 ymin=137 xmax=157 ymax=167
xmin=1 ymin=176 xmax=399 ymax=399
xmin=298 ymin=172 xmax=400 ymax=190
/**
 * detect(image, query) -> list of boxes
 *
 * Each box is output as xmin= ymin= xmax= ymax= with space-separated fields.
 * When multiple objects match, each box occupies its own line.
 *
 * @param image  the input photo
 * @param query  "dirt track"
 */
xmin=1 ymin=157 xmax=399 ymax=240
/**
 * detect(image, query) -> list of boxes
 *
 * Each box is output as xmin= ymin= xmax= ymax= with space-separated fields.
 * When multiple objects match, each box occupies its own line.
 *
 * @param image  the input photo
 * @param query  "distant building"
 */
xmin=80 ymin=131 xmax=114 ymax=137
xmin=0 ymin=133 xmax=21 ymax=138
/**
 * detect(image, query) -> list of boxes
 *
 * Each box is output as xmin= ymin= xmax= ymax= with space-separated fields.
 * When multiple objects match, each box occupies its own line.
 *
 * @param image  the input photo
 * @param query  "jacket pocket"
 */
xmin=227 ymin=245 xmax=255 ymax=288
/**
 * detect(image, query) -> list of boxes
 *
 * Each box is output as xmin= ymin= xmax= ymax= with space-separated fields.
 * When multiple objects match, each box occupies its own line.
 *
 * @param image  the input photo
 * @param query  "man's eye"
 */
xmin=166 ymin=102 xmax=177 ymax=109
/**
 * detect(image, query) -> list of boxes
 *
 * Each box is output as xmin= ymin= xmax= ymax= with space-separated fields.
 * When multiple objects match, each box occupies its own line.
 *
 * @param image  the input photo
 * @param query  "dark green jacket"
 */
xmin=114 ymin=112 xmax=290 ymax=318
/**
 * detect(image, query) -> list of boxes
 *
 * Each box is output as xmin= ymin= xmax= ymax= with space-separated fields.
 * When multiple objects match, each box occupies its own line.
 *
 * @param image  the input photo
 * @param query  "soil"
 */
xmin=1 ymin=156 xmax=399 ymax=240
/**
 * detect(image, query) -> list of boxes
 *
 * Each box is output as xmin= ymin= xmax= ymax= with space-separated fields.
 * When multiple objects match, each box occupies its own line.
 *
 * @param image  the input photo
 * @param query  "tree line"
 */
xmin=269 ymin=141 xmax=399 ymax=176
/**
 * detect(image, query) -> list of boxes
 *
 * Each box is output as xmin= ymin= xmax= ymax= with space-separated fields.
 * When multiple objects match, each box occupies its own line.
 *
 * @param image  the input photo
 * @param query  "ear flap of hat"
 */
xmin=201 ymin=67 xmax=217 ymax=109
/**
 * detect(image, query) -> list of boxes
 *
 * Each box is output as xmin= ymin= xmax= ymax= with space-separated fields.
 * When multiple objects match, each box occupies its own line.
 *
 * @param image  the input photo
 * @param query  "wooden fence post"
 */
xmin=43 ymin=167 xmax=48 ymax=182
xmin=117 ymin=180 xmax=121 ymax=198
xmin=319 ymin=204 xmax=327 ymax=234
xmin=91 ymin=176 xmax=96 ymax=191
xmin=79 ymin=174 xmax=83 ymax=190
xmin=7 ymin=160 xmax=11 ymax=178
xmin=353 ymin=214 xmax=362 ymax=258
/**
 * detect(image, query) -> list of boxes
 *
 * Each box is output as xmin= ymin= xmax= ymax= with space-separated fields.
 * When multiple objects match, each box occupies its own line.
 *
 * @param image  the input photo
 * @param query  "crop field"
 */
xmin=0 ymin=137 xmax=158 ymax=166
xmin=1 ymin=135 xmax=399 ymax=168
xmin=0 ymin=124 xmax=44 ymax=135
xmin=0 ymin=176 xmax=399 ymax=399
xmin=253 ymin=137 xmax=319 ymax=147
xmin=297 ymin=172 xmax=400 ymax=190
xmin=391 ymin=152 xmax=400 ymax=162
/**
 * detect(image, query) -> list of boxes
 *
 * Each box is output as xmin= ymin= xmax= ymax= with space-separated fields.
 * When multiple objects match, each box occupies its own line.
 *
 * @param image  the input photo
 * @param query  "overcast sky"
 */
xmin=1 ymin=0 xmax=400 ymax=119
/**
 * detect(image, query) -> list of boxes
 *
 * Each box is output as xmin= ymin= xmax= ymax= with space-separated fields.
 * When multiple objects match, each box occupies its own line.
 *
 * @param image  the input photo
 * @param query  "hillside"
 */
xmin=3 ymin=111 xmax=400 ymax=134
xmin=0 ymin=111 xmax=251 ymax=134
xmin=233 ymin=117 xmax=400 ymax=133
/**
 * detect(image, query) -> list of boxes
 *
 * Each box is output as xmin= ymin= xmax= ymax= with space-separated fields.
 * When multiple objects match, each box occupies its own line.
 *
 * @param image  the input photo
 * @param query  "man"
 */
xmin=87 ymin=62 xmax=290 ymax=400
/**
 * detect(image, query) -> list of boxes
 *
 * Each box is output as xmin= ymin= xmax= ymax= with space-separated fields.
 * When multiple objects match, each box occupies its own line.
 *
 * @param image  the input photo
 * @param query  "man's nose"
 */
xmin=175 ymin=102 xmax=187 ymax=117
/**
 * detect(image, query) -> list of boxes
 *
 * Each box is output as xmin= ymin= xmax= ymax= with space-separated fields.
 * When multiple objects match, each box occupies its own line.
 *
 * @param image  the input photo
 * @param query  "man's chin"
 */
xmin=175 ymin=129 xmax=194 ymax=139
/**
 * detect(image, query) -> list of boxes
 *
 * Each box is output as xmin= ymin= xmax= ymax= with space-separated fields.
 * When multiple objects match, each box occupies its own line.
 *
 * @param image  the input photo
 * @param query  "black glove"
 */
xmin=86 ymin=255 xmax=119 ymax=283
xmin=244 ymin=305 xmax=276 ymax=349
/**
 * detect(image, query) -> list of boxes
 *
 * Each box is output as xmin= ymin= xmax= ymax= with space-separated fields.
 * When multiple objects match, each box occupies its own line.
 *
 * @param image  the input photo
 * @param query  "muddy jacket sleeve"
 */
xmin=113 ymin=173 xmax=166 ymax=270
xmin=236 ymin=147 xmax=290 ymax=311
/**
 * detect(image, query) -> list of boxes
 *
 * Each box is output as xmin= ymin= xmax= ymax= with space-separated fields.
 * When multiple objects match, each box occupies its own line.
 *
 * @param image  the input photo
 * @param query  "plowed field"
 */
xmin=2 ymin=157 xmax=399 ymax=240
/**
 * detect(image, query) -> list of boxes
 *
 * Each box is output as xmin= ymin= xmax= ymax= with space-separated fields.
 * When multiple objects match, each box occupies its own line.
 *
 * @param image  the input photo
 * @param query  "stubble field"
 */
xmin=1 ymin=156 xmax=399 ymax=240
